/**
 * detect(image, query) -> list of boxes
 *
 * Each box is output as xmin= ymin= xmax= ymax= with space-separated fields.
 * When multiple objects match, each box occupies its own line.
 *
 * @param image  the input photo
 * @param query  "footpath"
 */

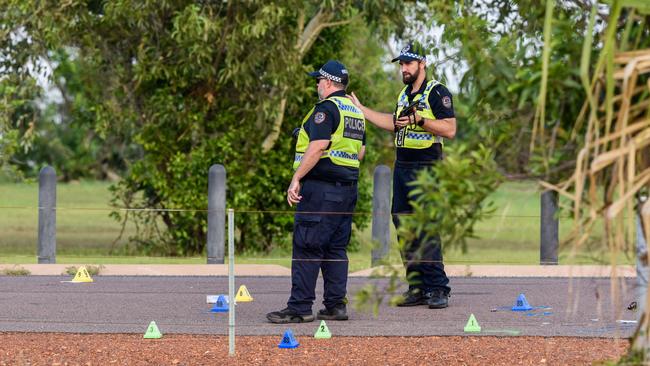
xmin=0 ymin=263 xmax=637 ymax=277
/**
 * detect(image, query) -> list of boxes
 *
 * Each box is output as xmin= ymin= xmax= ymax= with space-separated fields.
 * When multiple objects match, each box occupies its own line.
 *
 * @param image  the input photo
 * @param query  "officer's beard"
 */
xmin=317 ymin=84 xmax=325 ymax=100
xmin=402 ymin=68 xmax=420 ymax=85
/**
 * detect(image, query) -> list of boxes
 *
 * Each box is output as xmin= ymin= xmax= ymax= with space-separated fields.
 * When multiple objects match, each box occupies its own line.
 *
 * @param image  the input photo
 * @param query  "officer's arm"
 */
xmin=417 ymin=116 xmax=457 ymax=139
xmin=359 ymin=145 xmax=366 ymax=161
xmin=348 ymin=92 xmax=394 ymax=132
xmin=291 ymin=140 xmax=330 ymax=182
xmin=416 ymin=85 xmax=457 ymax=139
xmin=287 ymin=139 xmax=330 ymax=206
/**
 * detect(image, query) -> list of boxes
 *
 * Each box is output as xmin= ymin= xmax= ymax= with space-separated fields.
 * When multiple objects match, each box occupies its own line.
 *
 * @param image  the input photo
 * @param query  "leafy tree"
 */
xmin=355 ymin=0 xmax=650 ymax=314
xmin=528 ymin=1 xmax=650 ymax=361
xmin=397 ymin=0 xmax=650 ymax=252
xmin=0 ymin=9 xmax=44 ymax=180
xmin=1 ymin=1 xmax=410 ymax=255
xmin=389 ymin=1 xmax=642 ymax=182
xmin=8 ymin=50 xmax=139 ymax=181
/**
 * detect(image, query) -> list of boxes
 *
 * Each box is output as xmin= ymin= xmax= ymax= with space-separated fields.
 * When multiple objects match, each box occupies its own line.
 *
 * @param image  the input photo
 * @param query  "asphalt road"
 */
xmin=0 ymin=276 xmax=639 ymax=338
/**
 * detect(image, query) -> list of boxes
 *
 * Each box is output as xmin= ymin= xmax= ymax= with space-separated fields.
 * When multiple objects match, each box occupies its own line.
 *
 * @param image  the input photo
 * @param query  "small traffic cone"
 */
xmin=278 ymin=329 xmax=299 ymax=349
xmin=511 ymin=293 xmax=533 ymax=311
xmin=70 ymin=266 xmax=93 ymax=283
xmin=314 ymin=320 xmax=331 ymax=339
xmin=143 ymin=321 xmax=162 ymax=339
xmin=235 ymin=285 xmax=253 ymax=302
xmin=464 ymin=314 xmax=481 ymax=333
xmin=210 ymin=295 xmax=229 ymax=313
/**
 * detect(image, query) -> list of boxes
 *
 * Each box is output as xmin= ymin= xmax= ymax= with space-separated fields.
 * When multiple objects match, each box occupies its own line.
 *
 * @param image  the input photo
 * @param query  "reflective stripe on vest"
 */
xmin=292 ymin=96 xmax=365 ymax=170
xmin=394 ymin=79 xmax=444 ymax=149
xmin=406 ymin=131 xmax=434 ymax=140
xmin=324 ymin=150 xmax=359 ymax=160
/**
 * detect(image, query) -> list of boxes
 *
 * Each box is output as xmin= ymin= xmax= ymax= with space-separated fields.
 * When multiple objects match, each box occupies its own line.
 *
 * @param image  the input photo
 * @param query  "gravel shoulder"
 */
xmin=0 ymin=333 xmax=629 ymax=365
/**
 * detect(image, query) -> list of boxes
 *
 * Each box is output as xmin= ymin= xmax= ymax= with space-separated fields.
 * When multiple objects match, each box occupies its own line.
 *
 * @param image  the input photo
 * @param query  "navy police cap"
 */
xmin=391 ymin=41 xmax=427 ymax=63
xmin=308 ymin=60 xmax=349 ymax=85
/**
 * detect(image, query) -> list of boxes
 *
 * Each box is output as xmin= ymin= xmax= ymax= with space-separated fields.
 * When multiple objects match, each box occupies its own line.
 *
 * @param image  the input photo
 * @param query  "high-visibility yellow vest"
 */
xmin=293 ymin=96 xmax=365 ymax=170
xmin=394 ymin=79 xmax=444 ymax=148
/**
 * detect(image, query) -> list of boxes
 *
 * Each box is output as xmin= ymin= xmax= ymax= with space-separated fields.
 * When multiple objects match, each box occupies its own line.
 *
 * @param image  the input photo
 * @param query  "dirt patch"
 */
xmin=0 ymin=333 xmax=628 ymax=365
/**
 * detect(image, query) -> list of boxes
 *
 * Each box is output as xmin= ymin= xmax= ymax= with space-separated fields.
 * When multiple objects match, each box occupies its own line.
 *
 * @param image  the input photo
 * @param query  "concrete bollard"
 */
xmin=371 ymin=165 xmax=392 ymax=267
xmin=540 ymin=190 xmax=559 ymax=265
xmin=38 ymin=166 xmax=57 ymax=264
xmin=207 ymin=164 xmax=226 ymax=264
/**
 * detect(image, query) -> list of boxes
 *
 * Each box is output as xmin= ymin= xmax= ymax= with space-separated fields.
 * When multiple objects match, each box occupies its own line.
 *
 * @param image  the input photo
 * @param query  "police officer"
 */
xmin=349 ymin=42 xmax=456 ymax=309
xmin=267 ymin=60 xmax=366 ymax=323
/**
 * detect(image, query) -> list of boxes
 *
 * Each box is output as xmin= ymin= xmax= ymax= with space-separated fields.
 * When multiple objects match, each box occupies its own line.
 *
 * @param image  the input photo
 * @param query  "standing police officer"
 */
xmin=349 ymin=42 xmax=456 ymax=309
xmin=267 ymin=60 xmax=365 ymax=323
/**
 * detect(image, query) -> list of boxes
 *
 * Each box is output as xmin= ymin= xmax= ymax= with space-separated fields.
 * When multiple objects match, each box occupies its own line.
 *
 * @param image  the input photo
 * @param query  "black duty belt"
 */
xmin=395 ymin=160 xmax=438 ymax=168
xmin=304 ymin=179 xmax=357 ymax=187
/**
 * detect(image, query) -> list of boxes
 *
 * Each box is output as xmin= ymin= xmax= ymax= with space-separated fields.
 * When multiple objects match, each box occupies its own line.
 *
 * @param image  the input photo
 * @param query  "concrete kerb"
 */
xmin=350 ymin=264 xmax=636 ymax=277
xmin=0 ymin=264 xmax=290 ymax=276
xmin=0 ymin=264 xmax=636 ymax=277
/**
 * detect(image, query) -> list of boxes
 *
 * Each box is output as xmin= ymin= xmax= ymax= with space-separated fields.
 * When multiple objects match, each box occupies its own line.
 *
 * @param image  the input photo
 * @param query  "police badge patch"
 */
xmin=314 ymin=112 xmax=326 ymax=124
xmin=442 ymin=96 xmax=452 ymax=109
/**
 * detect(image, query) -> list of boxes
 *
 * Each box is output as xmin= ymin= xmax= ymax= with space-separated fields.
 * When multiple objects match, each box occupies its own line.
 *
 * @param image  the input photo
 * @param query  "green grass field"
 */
xmin=0 ymin=180 xmax=635 ymax=269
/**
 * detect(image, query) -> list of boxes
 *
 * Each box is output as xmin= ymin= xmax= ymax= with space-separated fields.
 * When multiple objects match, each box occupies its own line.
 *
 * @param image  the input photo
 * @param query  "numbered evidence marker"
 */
xmin=511 ymin=293 xmax=533 ymax=311
xmin=143 ymin=321 xmax=162 ymax=339
xmin=314 ymin=320 xmax=332 ymax=339
xmin=210 ymin=295 xmax=229 ymax=313
xmin=278 ymin=329 xmax=299 ymax=349
xmin=235 ymin=285 xmax=253 ymax=302
xmin=463 ymin=313 xmax=481 ymax=333
xmin=70 ymin=266 xmax=93 ymax=283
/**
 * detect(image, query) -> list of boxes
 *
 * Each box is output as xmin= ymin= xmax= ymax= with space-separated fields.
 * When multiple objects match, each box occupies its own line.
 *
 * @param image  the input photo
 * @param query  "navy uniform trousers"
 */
xmin=392 ymin=160 xmax=450 ymax=294
xmin=287 ymin=179 xmax=358 ymax=314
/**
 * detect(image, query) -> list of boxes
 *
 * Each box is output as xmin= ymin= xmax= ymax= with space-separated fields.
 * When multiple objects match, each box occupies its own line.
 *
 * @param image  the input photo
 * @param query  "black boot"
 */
xmin=427 ymin=289 xmax=449 ymax=309
xmin=317 ymin=305 xmax=348 ymax=321
xmin=396 ymin=289 xmax=431 ymax=307
xmin=266 ymin=308 xmax=315 ymax=323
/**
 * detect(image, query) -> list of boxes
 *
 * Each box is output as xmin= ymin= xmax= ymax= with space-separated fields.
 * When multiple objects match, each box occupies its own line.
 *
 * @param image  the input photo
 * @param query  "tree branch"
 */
xmin=263 ymin=8 xmax=360 ymax=152
xmin=261 ymin=88 xmax=288 ymax=152
xmin=295 ymin=7 xmax=331 ymax=57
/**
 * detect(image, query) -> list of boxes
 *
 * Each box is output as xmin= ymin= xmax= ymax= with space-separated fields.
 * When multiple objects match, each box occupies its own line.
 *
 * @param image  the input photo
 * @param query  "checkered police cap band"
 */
xmin=319 ymin=69 xmax=343 ymax=83
xmin=400 ymin=51 xmax=425 ymax=61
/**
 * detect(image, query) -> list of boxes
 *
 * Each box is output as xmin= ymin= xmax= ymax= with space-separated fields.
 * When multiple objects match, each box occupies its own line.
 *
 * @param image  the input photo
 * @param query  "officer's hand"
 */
xmin=287 ymin=179 xmax=302 ymax=206
xmin=347 ymin=92 xmax=363 ymax=109
xmin=395 ymin=115 xmax=413 ymax=129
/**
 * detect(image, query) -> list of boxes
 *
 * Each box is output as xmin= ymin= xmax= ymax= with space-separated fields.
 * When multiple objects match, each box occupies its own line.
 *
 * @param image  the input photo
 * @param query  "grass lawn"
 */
xmin=0 ymin=181 xmax=136 ymax=256
xmin=0 ymin=179 xmax=635 ymax=269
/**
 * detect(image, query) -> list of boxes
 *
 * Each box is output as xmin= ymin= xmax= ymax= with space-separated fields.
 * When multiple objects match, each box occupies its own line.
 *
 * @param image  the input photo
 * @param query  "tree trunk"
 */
xmin=261 ymin=91 xmax=288 ymax=152
xmin=262 ymin=7 xmax=345 ymax=153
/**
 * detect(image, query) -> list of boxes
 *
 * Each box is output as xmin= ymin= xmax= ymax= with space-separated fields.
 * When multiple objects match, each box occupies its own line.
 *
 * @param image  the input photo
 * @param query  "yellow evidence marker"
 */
xmin=71 ymin=266 xmax=93 ymax=283
xmin=235 ymin=284 xmax=253 ymax=302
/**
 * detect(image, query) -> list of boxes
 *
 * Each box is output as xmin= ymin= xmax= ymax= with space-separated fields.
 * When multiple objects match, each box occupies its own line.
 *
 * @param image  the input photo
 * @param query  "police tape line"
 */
xmin=281 ymin=258 xmax=443 ymax=263
xmin=0 ymin=206 xmax=546 ymax=218
xmin=237 ymin=258 xmax=580 ymax=264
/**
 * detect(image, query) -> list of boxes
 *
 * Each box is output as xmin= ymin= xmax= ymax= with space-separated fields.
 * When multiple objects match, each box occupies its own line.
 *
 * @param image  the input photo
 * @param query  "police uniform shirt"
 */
xmin=396 ymin=80 xmax=455 ymax=162
xmin=302 ymin=90 xmax=366 ymax=183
